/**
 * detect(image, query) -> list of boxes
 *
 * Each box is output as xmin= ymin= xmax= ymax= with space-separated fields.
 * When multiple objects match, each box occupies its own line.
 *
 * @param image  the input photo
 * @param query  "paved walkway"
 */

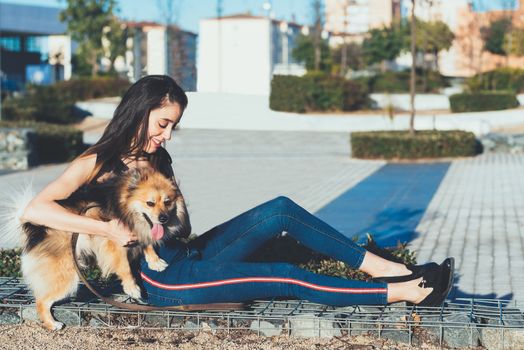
xmin=1 ymin=129 xmax=523 ymax=303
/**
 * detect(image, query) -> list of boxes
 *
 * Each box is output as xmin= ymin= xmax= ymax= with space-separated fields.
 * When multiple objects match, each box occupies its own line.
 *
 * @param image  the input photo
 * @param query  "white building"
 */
xmin=325 ymin=0 xmax=401 ymax=45
xmin=124 ymin=21 xmax=197 ymax=91
xmin=197 ymin=14 xmax=308 ymax=96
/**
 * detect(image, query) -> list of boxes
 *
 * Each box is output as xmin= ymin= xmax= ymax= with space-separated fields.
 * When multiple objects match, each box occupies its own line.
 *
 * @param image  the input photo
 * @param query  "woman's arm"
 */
xmin=21 ymin=154 xmax=136 ymax=245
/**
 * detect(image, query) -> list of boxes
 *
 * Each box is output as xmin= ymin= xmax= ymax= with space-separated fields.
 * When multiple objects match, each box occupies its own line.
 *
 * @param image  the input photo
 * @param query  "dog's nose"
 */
xmin=158 ymin=213 xmax=169 ymax=224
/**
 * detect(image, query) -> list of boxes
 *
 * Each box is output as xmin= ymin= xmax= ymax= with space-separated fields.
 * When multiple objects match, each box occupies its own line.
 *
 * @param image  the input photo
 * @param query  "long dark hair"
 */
xmin=82 ymin=75 xmax=188 ymax=182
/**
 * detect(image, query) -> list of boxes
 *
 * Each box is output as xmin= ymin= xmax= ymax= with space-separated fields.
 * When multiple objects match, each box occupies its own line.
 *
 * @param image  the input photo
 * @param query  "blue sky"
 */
xmin=1 ymin=0 xmax=312 ymax=34
xmin=2 ymin=0 xmax=519 ymax=34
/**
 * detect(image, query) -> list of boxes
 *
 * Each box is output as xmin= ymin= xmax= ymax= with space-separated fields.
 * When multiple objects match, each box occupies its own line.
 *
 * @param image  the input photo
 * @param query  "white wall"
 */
xmin=198 ymin=18 xmax=272 ymax=95
xmin=48 ymin=35 xmax=72 ymax=80
xmin=147 ymin=28 xmax=167 ymax=75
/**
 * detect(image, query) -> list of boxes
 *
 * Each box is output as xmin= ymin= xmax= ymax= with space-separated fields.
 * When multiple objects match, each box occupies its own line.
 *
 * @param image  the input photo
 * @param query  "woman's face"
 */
xmin=144 ymin=101 xmax=183 ymax=153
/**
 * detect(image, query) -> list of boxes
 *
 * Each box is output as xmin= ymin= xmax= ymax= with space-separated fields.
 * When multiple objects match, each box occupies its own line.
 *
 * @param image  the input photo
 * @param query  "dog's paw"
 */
xmin=44 ymin=320 xmax=64 ymax=331
xmin=148 ymin=258 xmax=168 ymax=272
xmin=123 ymin=283 xmax=142 ymax=299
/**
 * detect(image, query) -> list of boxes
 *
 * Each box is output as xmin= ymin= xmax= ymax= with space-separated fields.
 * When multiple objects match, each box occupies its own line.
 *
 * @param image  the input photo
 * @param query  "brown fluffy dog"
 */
xmin=20 ymin=167 xmax=190 ymax=330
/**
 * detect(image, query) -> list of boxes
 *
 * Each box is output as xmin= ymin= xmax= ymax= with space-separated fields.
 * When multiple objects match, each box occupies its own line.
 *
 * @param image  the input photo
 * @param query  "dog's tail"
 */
xmin=0 ymin=180 xmax=34 ymax=249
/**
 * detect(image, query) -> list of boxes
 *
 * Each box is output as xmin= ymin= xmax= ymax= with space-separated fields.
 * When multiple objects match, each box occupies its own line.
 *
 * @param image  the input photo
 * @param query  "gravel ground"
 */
xmin=0 ymin=323 xmax=485 ymax=350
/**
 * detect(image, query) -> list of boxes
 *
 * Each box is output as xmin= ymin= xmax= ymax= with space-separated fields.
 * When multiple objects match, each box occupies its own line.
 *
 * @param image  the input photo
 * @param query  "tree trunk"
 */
xmin=90 ymin=51 xmax=98 ymax=77
xmin=409 ymin=0 xmax=416 ymax=135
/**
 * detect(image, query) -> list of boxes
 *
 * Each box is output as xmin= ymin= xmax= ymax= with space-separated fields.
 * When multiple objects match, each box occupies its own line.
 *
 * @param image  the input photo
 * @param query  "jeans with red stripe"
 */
xmin=141 ymin=196 xmax=388 ymax=306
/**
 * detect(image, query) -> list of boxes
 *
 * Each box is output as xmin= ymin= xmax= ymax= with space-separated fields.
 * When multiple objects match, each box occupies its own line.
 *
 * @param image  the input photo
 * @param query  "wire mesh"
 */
xmin=1 ymin=277 xmax=523 ymax=347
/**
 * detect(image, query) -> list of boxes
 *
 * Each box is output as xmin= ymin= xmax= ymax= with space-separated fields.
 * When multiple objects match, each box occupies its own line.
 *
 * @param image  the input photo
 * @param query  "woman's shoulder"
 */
xmin=155 ymin=147 xmax=172 ymax=164
xmin=152 ymin=147 xmax=174 ymax=178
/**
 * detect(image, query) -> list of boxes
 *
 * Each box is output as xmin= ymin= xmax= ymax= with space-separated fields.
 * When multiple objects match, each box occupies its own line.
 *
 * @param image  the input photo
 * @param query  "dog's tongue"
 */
xmin=151 ymin=224 xmax=164 ymax=240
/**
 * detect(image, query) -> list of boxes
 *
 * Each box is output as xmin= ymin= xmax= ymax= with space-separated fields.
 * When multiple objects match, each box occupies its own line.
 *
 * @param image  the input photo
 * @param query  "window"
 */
xmin=25 ymin=36 xmax=42 ymax=53
xmin=0 ymin=37 xmax=21 ymax=52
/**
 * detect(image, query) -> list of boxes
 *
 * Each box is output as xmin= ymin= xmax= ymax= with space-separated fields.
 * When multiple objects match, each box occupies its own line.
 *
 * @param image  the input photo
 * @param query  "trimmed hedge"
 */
xmin=465 ymin=68 xmax=524 ymax=93
xmin=0 ymin=121 xmax=84 ymax=164
xmin=351 ymin=130 xmax=481 ymax=160
xmin=270 ymin=74 xmax=369 ymax=113
xmin=357 ymin=70 xmax=449 ymax=93
xmin=449 ymin=91 xmax=519 ymax=113
xmin=2 ymin=77 xmax=130 ymax=124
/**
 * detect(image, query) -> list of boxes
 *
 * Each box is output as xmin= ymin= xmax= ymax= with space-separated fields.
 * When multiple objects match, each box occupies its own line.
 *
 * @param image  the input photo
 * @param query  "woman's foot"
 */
xmin=387 ymin=277 xmax=433 ymax=304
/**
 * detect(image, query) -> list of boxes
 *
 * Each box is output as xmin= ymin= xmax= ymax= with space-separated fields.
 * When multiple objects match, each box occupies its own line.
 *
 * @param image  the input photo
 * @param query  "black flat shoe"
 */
xmin=416 ymin=257 xmax=455 ymax=307
xmin=371 ymin=261 xmax=440 ymax=284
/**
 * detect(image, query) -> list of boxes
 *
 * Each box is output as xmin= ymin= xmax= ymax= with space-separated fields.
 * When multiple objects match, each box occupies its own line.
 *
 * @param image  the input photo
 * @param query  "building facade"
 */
xmin=124 ymin=22 xmax=197 ymax=91
xmin=0 ymin=2 xmax=72 ymax=91
xmin=325 ymin=0 xmax=401 ymax=45
xmin=197 ymin=14 xmax=308 ymax=95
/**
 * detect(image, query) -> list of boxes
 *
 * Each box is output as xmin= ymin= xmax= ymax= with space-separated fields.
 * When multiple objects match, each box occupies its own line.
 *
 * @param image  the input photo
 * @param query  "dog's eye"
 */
xmin=146 ymin=201 xmax=155 ymax=207
xmin=164 ymin=199 xmax=172 ymax=206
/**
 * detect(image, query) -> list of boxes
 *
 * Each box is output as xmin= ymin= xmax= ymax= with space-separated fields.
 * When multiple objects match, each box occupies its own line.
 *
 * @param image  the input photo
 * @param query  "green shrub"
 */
xmin=465 ymin=68 xmax=524 ymax=93
xmin=0 ymin=248 xmax=106 ymax=281
xmin=0 ymin=248 xmax=22 ymax=277
xmin=1 ymin=77 xmax=130 ymax=124
xmin=449 ymin=91 xmax=519 ymax=113
xmin=56 ymin=77 xmax=130 ymax=101
xmin=270 ymin=74 xmax=369 ymax=113
xmin=351 ymin=130 xmax=481 ymax=159
xmin=0 ymin=121 xmax=84 ymax=164
xmin=270 ymin=75 xmax=311 ymax=113
xmin=358 ymin=70 xmax=449 ymax=93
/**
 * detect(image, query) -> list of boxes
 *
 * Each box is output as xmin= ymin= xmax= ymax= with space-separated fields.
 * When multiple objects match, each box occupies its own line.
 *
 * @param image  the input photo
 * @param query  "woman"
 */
xmin=22 ymin=75 xmax=453 ymax=309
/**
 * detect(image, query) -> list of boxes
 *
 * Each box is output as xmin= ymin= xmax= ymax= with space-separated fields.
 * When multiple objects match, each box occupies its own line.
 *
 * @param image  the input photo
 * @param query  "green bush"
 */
xmin=56 ymin=77 xmax=130 ymax=101
xmin=0 ymin=248 xmax=22 ymax=277
xmin=351 ymin=130 xmax=481 ymax=160
xmin=0 ymin=121 xmax=84 ymax=164
xmin=270 ymin=74 xmax=369 ymax=113
xmin=465 ymin=68 xmax=524 ymax=93
xmin=449 ymin=91 xmax=519 ymax=113
xmin=1 ymin=77 xmax=130 ymax=124
xmin=0 ymin=248 xmax=106 ymax=281
xmin=270 ymin=75 xmax=311 ymax=113
xmin=358 ymin=70 xmax=449 ymax=93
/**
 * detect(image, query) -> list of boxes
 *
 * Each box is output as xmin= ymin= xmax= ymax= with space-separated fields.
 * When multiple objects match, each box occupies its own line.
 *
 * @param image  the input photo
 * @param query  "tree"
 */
xmin=60 ymin=0 xmax=121 ymax=76
xmin=311 ymin=0 xmax=324 ymax=71
xmin=481 ymin=17 xmax=512 ymax=56
xmin=504 ymin=27 xmax=524 ymax=56
xmin=409 ymin=0 xmax=416 ymax=135
xmin=362 ymin=26 xmax=405 ymax=70
xmin=292 ymin=34 xmax=332 ymax=73
xmin=103 ymin=18 xmax=127 ymax=73
xmin=331 ymin=43 xmax=366 ymax=73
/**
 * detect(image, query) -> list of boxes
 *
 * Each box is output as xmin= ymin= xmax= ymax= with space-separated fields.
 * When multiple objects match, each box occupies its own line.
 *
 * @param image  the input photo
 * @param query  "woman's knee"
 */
xmin=269 ymin=196 xmax=296 ymax=211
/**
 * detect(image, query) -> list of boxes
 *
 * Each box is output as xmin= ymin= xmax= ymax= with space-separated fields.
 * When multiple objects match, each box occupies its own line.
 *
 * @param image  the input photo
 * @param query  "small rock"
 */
xmin=425 ymin=313 xmax=480 ymax=348
xmin=250 ymin=320 xmax=282 ymax=337
xmin=20 ymin=308 xmax=39 ymax=322
xmin=88 ymin=318 xmax=106 ymax=327
xmin=289 ymin=314 xmax=342 ymax=338
xmin=54 ymin=309 xmax=81 ymax=326
xmin=0 ymin=313 xmax=21 ymax=325
xmin=143 ymin=314 xmax=169 ymax=327
xmin=184 ymin=320 xmax=199 ymax=330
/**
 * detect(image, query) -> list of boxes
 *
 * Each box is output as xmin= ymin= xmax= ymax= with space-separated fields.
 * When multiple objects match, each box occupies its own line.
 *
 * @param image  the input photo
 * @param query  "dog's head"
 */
xmin=117 ymin=167 xmax=191 ymax=245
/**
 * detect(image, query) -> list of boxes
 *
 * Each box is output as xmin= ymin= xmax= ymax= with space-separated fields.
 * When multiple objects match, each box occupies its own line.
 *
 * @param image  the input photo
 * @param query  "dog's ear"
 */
xmin=127 ymin=168 xmax=142 ymax=190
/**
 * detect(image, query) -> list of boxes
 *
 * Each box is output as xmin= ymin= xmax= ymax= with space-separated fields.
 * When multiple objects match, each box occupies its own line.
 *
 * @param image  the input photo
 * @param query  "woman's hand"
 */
xmin=107 ymin=219 xmax=138 ymax=246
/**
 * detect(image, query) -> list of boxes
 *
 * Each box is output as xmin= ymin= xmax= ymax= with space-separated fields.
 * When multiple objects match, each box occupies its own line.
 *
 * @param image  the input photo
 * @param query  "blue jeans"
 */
xmin=141 ymin=196 xmax=388 ymax=306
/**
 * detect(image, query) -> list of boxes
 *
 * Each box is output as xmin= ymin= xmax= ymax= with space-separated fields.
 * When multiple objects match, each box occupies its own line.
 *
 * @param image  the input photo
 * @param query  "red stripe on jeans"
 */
xmin=140 ymin=272 xmax=387 ymax=294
